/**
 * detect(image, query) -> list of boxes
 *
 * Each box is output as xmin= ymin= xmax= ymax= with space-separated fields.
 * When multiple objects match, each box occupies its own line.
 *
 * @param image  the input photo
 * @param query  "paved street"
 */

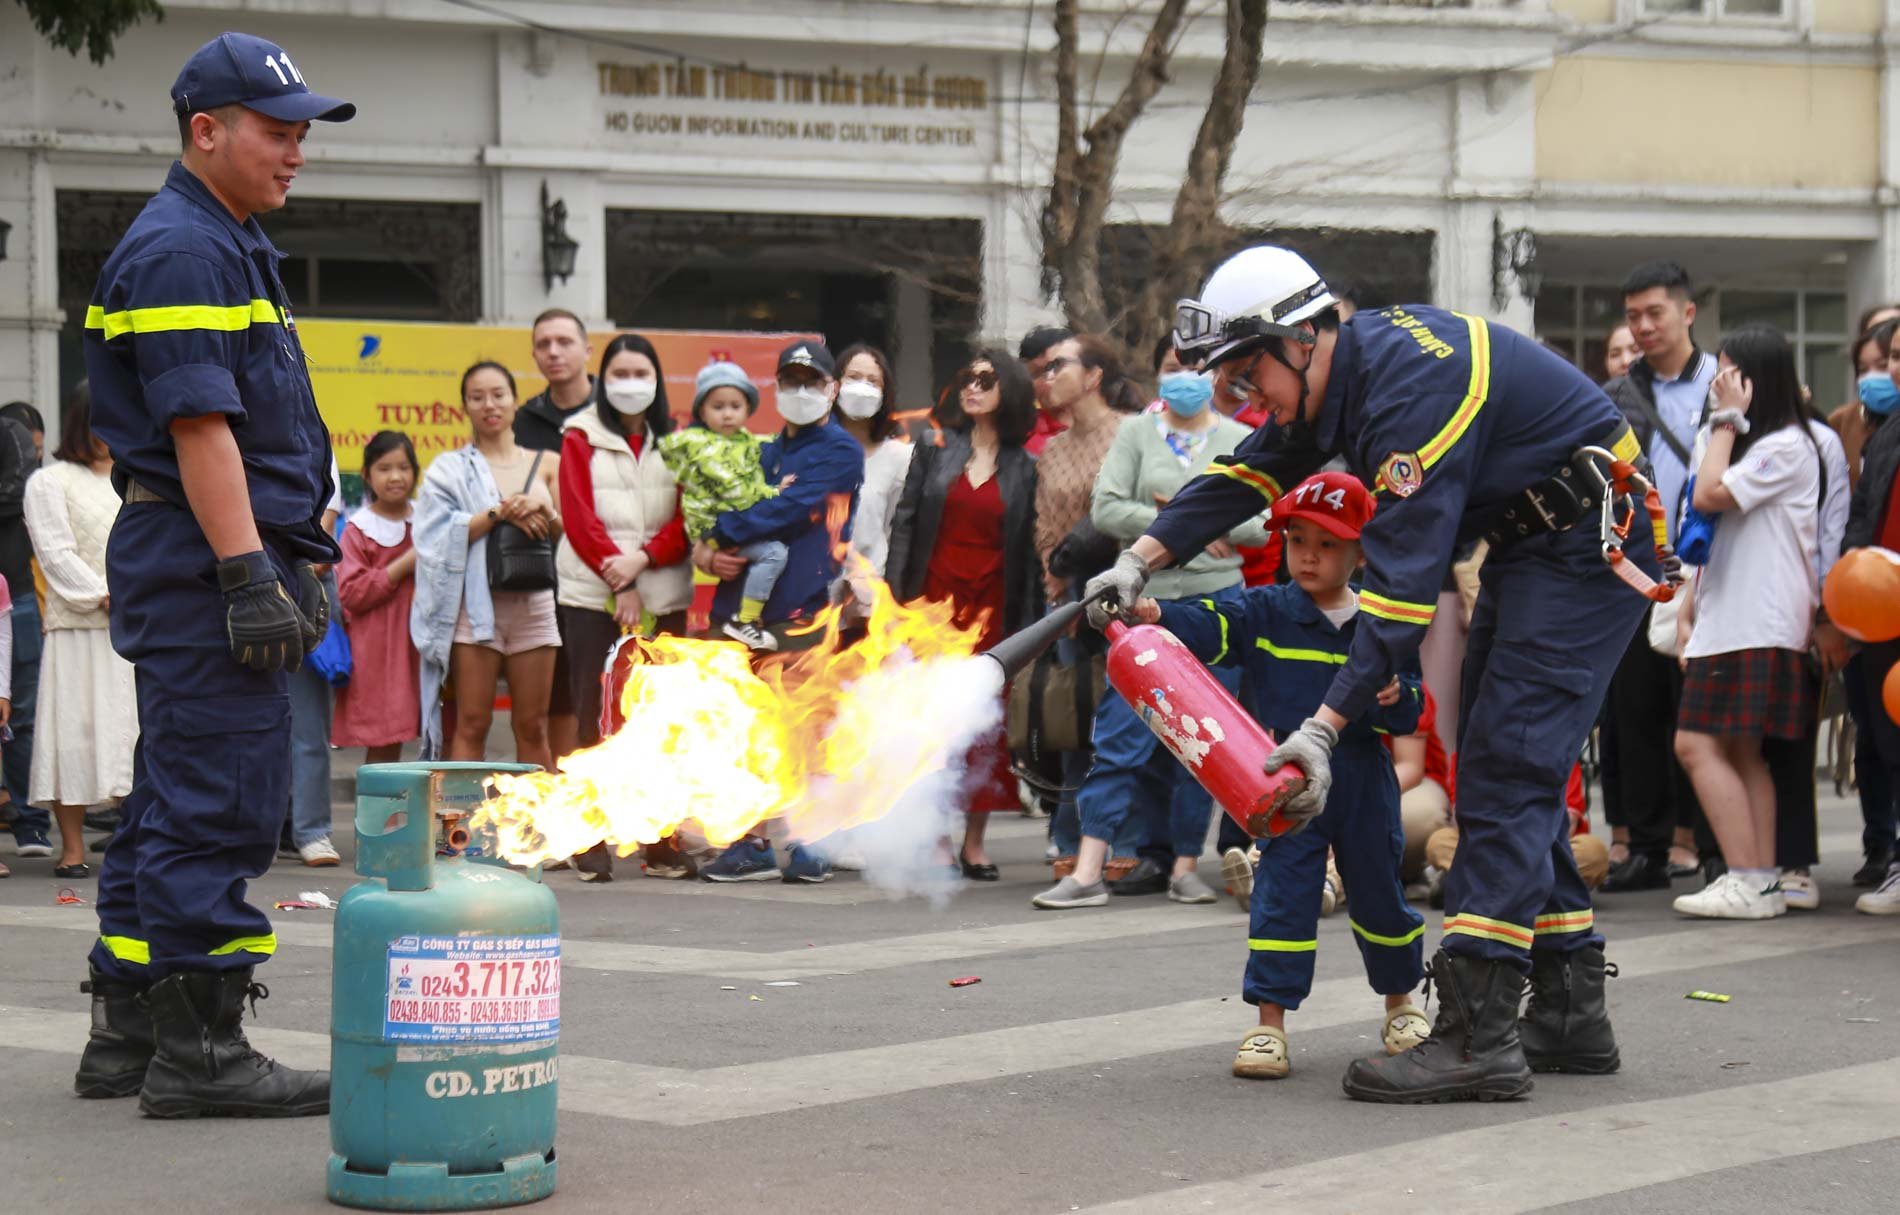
xmin=6 ymin=787 xmax=1900 ymax=1214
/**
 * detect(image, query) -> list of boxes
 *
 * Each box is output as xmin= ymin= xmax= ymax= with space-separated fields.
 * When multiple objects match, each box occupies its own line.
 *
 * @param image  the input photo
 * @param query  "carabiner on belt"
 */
xmin=1573 ymin=445 xmax=1680 ymax=604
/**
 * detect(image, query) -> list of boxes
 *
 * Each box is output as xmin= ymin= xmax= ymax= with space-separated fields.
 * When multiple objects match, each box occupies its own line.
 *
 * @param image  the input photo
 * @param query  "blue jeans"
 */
xmin=739 ymin=540 xmax=789 ymax=607
xmin=5 ymin=594 xmax=45 ymax=839
xmin=284 ymin=571 xmax=341 ymax=848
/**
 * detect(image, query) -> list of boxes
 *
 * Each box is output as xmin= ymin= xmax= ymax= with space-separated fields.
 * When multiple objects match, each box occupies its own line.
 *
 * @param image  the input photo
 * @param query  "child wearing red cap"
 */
xmin=1133 ymin=470 xmax=1428 ymax=1080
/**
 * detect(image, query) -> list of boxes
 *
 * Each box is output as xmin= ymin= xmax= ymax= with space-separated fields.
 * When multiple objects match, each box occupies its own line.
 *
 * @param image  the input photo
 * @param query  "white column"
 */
xmin=983 ymin=189 xmax=1060 ymax=347
xmin=1849 ymin=5 xmax=1900 ymax=321
xmin=1439 ymin=73 xmax=1537 ymax=331
xmin=0 ymin=147 xmax=63 ymax=438
xmin=489 ymin=169 xmax=608 ymax=329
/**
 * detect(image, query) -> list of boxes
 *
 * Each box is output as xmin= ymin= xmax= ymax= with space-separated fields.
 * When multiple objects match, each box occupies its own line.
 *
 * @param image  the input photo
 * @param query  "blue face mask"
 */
xmin=1158 ymin=370 xmax=1213 ymax=417
xmin=1859 ymin=370 xmax=1900 ymax=416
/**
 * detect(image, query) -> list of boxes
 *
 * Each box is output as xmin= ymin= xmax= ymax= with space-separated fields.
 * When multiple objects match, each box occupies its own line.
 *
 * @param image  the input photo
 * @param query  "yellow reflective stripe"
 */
xmin=1254 ymin=637 xmax=1347 ymax=665
xmin=208 ymin=932 xmax=278 ymax=958
xmin=1351 ymin=919 xmax=1426 ymax=948
xmin=1533 ymin=910 xmax=1595 ymax=935
xmin=1199 ymin=598 xmax=1230 ymax=665
xmin=99 ymin=934 xmax=151 ymax=966
xmin=1375 ymin=313 xmax=1490 ymax=494
xmin=1248 ymin=937 xmax=1318 ymax=952
xmin=1212 ymin=462 xmax=1283 ymax=503
xmin=1359 ymin=591 xmax=1435 ymax=627
xmin=84 ymin=299 xmax=282 ymax=340
xmin=1443 ymin=913 xmax=1533 ymax=948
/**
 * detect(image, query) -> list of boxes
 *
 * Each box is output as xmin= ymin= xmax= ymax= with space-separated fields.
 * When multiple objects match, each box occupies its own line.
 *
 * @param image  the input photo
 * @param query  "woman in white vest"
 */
xmin=555 ymin=332 xmax=694 ymax=880
xmin=21 ymin=386 xmax=135 ymax=878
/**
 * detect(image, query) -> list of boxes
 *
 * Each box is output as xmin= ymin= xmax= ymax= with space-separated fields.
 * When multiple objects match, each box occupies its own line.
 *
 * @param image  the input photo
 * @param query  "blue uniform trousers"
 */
xmin=1077 ymin=668 xmax=1239 ymax=862
xmin=1446 ymin=525 xmax=1650 ymax=971
xmin=1244 ymin=745 xmax=1423 ymax=1008
xmin=90 ymin=504 xmax=292 ymax=983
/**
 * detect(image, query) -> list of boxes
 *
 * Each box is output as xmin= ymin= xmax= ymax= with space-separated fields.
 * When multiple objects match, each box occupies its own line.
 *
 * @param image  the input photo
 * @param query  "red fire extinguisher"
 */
xmin=1102 ymin=613 xmax=1304 ymax=839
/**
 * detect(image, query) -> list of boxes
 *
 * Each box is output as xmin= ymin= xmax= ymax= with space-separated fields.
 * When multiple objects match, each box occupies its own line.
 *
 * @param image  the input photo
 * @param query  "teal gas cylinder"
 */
xmin=328 ymin=762 xmax=560 ymax=1211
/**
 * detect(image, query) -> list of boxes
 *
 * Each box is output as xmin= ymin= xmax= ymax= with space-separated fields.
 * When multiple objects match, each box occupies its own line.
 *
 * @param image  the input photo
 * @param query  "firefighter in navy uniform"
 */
xmin=1087 ymin=246 xmax=1672 ymax=1104
xmin=73 ymin=32 xmax=355 ymax=1119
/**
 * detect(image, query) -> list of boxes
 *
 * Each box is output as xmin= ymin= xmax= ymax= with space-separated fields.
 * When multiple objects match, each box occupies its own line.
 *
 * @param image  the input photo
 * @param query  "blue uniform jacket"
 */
xmin=708 ymin=417 xmax=863 ymax=625
xmin=1155 ymin=584 xmax=1422 ymax=749
xmin=1147 ymin=306 xmax=1633 ymax=723
xmin=83 ymin=162 xmax=336 ymax=563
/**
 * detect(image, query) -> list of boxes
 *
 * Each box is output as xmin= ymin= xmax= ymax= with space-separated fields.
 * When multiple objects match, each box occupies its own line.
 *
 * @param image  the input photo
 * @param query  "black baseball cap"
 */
xmin=777 ymin=340 xmax=836 ymax=379
xmin=172 ymin=32 xmax=356 ymax=124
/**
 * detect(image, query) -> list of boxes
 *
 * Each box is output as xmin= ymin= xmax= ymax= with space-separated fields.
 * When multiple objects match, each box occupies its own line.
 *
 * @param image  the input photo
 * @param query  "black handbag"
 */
xmin=486 ymin=450 xmax=557 ymax=593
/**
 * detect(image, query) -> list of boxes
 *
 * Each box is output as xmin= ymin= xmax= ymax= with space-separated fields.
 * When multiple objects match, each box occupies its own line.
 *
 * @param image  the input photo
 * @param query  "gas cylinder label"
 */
xmin=383 ymin=934 xmax=561 ymax=1043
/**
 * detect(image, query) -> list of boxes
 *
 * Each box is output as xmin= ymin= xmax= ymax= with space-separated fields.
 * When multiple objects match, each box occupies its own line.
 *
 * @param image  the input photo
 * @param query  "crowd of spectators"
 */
xmin=5 ymin=262 xmax=1899 ymax=927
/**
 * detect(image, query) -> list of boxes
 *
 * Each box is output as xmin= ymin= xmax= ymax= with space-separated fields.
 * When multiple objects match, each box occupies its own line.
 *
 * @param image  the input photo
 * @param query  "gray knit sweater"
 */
xmin=1091 ymin=411 xmax=1269 ymax=601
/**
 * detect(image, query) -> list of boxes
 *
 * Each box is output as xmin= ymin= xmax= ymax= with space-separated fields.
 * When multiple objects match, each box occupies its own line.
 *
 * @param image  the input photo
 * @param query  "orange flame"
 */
xmin=471 ymin=566 xmax=995 ymax=866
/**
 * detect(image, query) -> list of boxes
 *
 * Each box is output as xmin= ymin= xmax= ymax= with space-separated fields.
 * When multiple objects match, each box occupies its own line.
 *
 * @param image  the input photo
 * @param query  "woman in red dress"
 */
xmin=887 ymin=351 xmax=1043 ymax=878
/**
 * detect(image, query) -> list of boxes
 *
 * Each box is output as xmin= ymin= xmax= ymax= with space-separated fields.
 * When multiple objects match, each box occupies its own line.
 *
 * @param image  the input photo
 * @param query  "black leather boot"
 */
xmin=1341 ymin=950 xmax=1534 ymax=1104
xmin=74 ymin=967 xmax=155 ymax=1098
xmin=138 ymin=969 xmax=329 ymax=1119
xmin=1521 ymin=946 xmax=1620 ymax=1074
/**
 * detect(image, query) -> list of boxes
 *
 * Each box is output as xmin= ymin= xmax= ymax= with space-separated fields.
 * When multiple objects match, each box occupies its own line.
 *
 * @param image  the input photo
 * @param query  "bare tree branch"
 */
xmin=1126 ymin=0 xmax=1268 ymax=363
xmin=1040 ymin=0 xmax=1191 ymax=335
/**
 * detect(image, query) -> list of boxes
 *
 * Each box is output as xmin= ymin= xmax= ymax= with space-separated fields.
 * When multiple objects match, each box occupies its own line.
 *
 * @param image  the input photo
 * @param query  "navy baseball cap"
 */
xmin=777 ymin=340 xmax=835 ymax=379
xmin=172 ymin=32 xmax=356 ymax=124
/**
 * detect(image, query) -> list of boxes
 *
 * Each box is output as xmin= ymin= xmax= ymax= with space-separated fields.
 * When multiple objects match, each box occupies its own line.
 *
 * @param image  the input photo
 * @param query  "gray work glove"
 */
xmin=1084 ymin=549 xmax=1151 ymax=630
xmin=1262 ymin=716 xmax=1339 ymax=832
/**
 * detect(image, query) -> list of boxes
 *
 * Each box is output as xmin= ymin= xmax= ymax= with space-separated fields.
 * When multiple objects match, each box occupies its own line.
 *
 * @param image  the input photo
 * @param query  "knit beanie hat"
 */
xmin=693 ymin=361 xmax=760 ymax=414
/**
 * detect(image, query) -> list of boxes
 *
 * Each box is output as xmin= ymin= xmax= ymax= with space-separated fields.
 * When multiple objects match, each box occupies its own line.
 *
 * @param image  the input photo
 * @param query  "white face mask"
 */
xmin=778 ymin=385 xmax=832 ymax=425
xmin=837 ymin=381 xmax=883 ymax=420
xmin=604 ymin=378 xmax=656 ymax=416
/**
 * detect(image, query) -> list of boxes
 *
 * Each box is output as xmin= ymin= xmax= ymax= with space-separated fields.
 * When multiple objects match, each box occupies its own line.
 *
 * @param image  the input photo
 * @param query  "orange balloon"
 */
xmin=1823 ymin=547 xmax=1900 ymax=643
xmin=1887 ymin=659 xmax=1900 ymax=728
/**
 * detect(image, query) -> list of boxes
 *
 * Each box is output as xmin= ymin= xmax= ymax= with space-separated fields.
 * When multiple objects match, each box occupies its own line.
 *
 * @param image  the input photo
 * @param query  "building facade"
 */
xmin=1 ymin=0 xmax=1895 ymax=428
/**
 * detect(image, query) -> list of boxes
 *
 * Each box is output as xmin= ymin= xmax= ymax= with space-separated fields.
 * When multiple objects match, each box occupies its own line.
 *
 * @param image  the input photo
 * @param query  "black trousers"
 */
xmin=1598 ymin=625 xmax=1702 ymax=858
xmin=1844 ymin=647 xmax=1900 ymax=859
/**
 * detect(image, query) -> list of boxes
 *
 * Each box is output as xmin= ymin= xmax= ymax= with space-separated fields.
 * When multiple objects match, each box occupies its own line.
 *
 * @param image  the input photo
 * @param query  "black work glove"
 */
xmin=216 ymin=551 xmax=309 ymax=674
xmin=292 ymin=562 xmax=328 ymax=653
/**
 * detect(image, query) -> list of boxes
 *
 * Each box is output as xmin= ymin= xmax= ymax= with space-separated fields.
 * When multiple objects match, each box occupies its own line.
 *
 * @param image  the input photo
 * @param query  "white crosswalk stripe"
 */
xmin=1077 ymin=1055 xmax=1900 ymax=1213
xmin=10 ymin=915 xmax=1897 ymax=1128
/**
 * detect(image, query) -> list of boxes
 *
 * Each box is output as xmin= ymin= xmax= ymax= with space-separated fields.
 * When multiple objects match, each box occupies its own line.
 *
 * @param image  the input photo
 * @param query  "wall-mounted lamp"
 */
xmin=540 ymin=182 xmax=578 ymax=292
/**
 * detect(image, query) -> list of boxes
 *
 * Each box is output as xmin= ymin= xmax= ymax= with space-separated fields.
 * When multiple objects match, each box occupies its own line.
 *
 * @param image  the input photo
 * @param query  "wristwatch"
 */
xmin=487 ymin=506 xmax=500 ymax=522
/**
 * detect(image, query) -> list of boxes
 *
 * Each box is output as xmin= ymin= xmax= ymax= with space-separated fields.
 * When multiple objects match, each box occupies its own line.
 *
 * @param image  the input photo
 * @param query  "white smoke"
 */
xmin=794 ymin=654 xmax=1006 ymax=906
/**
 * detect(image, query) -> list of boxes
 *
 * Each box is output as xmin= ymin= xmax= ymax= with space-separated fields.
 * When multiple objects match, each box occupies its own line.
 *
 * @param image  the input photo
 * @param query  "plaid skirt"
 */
xmin=1678 ymin=647 xmax=1816 ymax=740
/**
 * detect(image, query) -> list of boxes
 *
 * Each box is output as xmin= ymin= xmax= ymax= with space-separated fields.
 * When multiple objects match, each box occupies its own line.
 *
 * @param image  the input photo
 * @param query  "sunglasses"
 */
xmin=956 ymin=368 xmax=999 ymax=392
xmin=1040 ymin=356 xmax=1077 ymax=378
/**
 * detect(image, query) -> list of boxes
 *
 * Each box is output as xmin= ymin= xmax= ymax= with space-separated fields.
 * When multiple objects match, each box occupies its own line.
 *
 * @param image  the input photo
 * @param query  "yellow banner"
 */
xmin=298 ymin=319 xmax=817 ymax=476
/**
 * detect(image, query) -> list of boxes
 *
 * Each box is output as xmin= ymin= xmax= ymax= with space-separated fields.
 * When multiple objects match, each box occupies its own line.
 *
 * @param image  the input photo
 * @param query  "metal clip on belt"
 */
xmin=122 ymin=480 xmax=165 ymax=505
xmin=1572 ymin=447 xmax=1680 ymax=604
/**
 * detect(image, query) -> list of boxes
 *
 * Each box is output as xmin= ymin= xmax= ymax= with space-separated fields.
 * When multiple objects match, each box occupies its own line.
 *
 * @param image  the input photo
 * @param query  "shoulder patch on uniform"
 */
xmin=1378 ymin=451 xmax=1423 ymax=498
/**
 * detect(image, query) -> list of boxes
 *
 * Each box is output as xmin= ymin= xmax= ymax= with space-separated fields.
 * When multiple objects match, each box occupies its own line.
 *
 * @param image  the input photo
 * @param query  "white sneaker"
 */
xmin=722 ymin=620 xmax=778 ymax=651
xmin=1672 ymin=872 xmax=1778 ymax=920
xmin=1778 ymin=869 xmax=1818 ymax=911
xmin=1320 ymin=875 xmax=1341 ymax=918
xmin=299 ymin=836 xmax=341 ymax=867
xmin=1220 ymin=846 xmax=1254 ymax=910
xmin=1856 ymin=868 xmax=1900 ymax=915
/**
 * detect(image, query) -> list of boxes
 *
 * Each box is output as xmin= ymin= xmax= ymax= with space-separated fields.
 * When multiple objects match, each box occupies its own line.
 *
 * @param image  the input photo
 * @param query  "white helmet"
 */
xmin=1175 ymin=246 xmax=1336 ymax=368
